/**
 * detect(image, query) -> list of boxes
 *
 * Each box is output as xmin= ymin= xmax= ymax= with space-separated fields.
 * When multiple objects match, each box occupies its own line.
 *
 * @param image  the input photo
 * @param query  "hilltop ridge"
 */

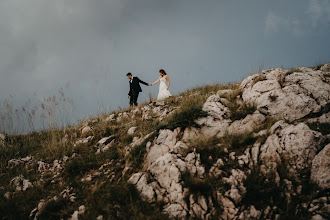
xmin=1 ymin=64 xmax=330 ymax=219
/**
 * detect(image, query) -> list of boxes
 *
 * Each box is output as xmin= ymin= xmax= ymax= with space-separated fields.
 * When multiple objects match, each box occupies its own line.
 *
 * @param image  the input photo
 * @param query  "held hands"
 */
xmin=149 ymin=84 xmax=153 ymax=86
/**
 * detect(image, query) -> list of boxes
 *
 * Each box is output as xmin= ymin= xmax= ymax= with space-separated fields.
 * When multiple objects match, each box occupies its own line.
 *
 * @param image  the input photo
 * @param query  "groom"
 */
xmin=126 ymin=72 xmax=149 ymax=106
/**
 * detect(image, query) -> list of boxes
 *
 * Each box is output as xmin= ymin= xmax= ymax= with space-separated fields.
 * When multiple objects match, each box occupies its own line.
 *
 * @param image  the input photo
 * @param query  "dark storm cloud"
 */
xmin=0 ymin=0 xmax=329 ymax=132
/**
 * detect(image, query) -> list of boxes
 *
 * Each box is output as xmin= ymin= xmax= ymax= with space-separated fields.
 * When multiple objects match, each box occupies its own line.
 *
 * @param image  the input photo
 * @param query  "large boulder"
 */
xmin=259 ymin=121 xmax=324 ymax=176
xmin=311 ymin=144 xmax=330 ymax=189
xmin=145 ymin=129 xmax=180 ymax=167
xmin=129 ymin=152 xmax=206 ymax=219
xmin=227 ymin=110 xmax=266 ymax=134
xmin=240 ymin=68 xmax=330 ymax=122
xmin=195 ymin=93 xmax=232 ymax=138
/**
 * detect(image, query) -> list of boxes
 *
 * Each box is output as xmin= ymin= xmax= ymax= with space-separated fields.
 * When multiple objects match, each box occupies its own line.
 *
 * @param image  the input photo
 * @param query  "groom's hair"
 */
xmin=126 ymin=72 xmax=132 ymax=76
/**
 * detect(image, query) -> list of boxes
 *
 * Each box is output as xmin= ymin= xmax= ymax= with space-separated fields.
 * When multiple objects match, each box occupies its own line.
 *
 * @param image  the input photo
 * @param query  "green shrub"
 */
xmin=84 ymin=181 xmax=169 ymax=219
xmin=63 ymin=154 xmax=102 ymax=178
xmin=228 ymin=102 xmax=256 ymax=121
xmin=307 ymin=122 xmax=330 ymax=135
xmin=181 ymin=171 xmax=213 ymax=196
xmin=191 ymin=137 xmax=226 ymax=171
xmin=242 ymin=167 xmax=282 ymax=209
xmin=38 ymin=198 xmax=73 ymax=220
xmin=287 ymin=68 xmax=302 ymax=75
xmin=160 ymin=99 xmax=208 ymax=130
xmin=222 ymin=132 xmax=257 ymax=152
xmin=127 ymin=132 xmax=158 ymax=170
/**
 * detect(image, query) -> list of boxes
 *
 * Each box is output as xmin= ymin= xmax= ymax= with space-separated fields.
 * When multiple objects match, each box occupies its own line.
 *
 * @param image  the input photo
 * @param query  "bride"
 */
xmin=149 ymin=69 xmax=172 ymax=100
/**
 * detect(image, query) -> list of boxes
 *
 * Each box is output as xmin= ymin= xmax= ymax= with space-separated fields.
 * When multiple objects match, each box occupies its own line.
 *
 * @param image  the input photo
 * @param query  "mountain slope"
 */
xmin=1 ymin=64 xmax=330 ymax=220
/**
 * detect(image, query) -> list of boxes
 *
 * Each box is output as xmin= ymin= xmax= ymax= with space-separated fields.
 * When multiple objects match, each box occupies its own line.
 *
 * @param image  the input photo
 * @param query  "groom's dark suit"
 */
xmin=128 ymin=76 xmax=149 ymax=106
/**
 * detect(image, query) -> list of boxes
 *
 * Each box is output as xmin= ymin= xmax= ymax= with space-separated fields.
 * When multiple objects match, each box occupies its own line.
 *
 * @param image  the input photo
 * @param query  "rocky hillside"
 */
xmin=1 ymin=64 xmax=330 ymax=220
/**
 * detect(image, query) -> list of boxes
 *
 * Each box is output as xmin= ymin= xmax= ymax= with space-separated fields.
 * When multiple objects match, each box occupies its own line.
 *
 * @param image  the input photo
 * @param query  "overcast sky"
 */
xmin=1 ymin=0 xmax=330 ymax=132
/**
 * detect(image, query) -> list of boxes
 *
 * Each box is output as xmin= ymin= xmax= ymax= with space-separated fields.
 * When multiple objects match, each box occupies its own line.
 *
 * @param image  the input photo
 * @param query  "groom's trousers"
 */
xmin=130 ymin=91 xmax=139 ymax=106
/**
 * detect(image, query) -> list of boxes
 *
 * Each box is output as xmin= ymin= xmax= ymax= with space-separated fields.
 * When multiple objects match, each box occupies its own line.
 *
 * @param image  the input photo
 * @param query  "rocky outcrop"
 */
xmin=129 ymin=152 xmax=207 ymax=219
xmin=259 ymin=121 xmax=324 ymax=177
xmin=311 ymin=144 xmax=330 ymax=189
xmin=3 ymin=63 xmax=330 ymax=220
xmin=128 ymin=64 xmax=330 ymax=219
xmin=240 ymin=67 xmax=330 ymax=122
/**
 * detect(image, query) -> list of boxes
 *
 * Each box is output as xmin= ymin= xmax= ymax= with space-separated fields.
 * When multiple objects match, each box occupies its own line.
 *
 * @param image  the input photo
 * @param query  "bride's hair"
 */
xmin=159 ymin=69 xmax=167 ymax=75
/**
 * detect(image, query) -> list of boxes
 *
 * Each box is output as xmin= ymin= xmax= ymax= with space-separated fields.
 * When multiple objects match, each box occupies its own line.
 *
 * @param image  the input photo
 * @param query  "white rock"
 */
xmin=81 ymin=126 xmax=92 ymax=136
xmin=145 ymin=129 xmax=179 ymax=166
xmin=97 ymin=136 xmax=114 ymax=146
xmin=195 ymin=116 xmax=231 ymax=138
xmin=209 ymin=159 xmax=225 ymax=178
xmin=218 ymin=194 xmax=237 ymax=220
xmin=311 ymin=144 xmax=330 ymax=189
xmin=78 ymin=205 xmax=85 ymax=215
xmin=156 ymin=129 xmax=180 ymax=150
xmin=227 ymin=187 xmax=241 ymax=204
xmin=182 ymin=127 xmax=200 ymax=142
xmin=241 ymin=68 xmax=330 ymax=122
xmin=127 ymin=126 xmax=138 ymax=135
xmin=146 ymin=144 xmax=170 ymax=167
xmin=312 ymin=214 xmax=326 ymax=220
xmin=76 ymin=136 xmax=94 ymax=144
xmin=202 ymin=94 xmax=231 ymax=120
xmin=251 ymin=144 xmax=259 ymax=166
xmin=172 ymin=141 xmax=189 ymax=154
xmin=227 ymin=111 xmax=266 ymax=134
xmin=229 ymin=152 xmax=236 ymax=160
xmin=260 ymin=122 xmax=324 ymax=176
xmin=0 ymin=134 xmax=5 ymax=145
xmin=4 ymin=192 xmax=10 ymax=199
xmin=71 ymin=210 xmax=79 ymax=220
xmin=10 ymin=175 xmax=33 ymax=191
xmin=104 ymin=114 xmax=115 ymax=122
xmin=163 ymin=203 xmax=187 ymax=219
xmin=129 ymin=173 xmax=155 ymax=202
xmin=249 ymin=205 xmax=261 ymax=218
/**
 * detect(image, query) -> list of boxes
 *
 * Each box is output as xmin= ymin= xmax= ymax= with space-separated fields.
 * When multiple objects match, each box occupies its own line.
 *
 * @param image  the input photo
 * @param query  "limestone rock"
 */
xmin=182 ymin=127 xmax=200 ymax=142
xmin=129 ymin=151 xmax=206 ymax=219
xmin=227 ymin=111 xmax=266 ymax=134
xmin=218 ymin=193 xmax=237 ymax=220
xmin=311 ymin=144 xmax=330 ymax=189
xmin=0 ymin=134 xmax=5 ymax=145
xmin=240 ymin=68 xmax=330 ymax=122
xmin=10 ymin=175 xmax=33 ymax=191
xmin=259 ymin=121 xmax=324 ymax=176
xmin=104 ymin=114 xmax=116 ymax=122
xmin=127 ymin=126 xmax=138 ymax=135
xmin=320 ymin=63 xmax=330 ymax=72
xmin=209 ymin=158 xmax=225 ymax=178
xmin=81 ymin=126 xmax=92 ymax=136
xmin=172 ymin=141 xmax=189 ymax=154
xmin=195 ymin=116 xmax=231 ymax=138
xmin=145 ymin=129 xmax=179 ymax=166
xmin=202 ymin=94 xmax=231 ymax=120
xmin=75 ymin=136 xmax=94 ymax=145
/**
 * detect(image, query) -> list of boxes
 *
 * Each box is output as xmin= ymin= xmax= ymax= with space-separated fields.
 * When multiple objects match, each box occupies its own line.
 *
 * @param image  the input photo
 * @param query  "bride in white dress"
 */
xmin=149 ymin=69 xmax=172 ymax=100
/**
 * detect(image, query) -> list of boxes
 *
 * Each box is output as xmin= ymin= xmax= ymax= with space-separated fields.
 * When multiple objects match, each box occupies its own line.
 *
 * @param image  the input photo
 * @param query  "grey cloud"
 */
xmin=265 ymin=0 xmax=330 ymax=36
xmin=0 ymin=0 xmax=329 ymax=132
xmin=307 ymin=0 xmax=330 ymax=27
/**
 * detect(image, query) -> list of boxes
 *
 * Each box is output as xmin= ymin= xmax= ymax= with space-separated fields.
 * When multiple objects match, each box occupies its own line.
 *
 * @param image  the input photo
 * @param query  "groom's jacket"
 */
xmin=128 ymin=77 xmax=149 ymax=96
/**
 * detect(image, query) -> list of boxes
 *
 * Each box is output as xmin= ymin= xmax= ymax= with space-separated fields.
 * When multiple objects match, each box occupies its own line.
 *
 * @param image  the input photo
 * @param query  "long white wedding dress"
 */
xmin=157 ymin=77 xmax=172 ymax=100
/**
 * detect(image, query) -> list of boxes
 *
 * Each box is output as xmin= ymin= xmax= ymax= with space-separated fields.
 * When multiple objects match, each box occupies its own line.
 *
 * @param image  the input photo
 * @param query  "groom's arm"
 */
xmin=137 ymin=77 xmax=149 ymax=86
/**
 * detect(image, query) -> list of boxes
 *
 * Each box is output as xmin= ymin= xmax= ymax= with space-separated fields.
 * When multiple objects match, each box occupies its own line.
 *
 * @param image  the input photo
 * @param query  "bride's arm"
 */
xmin=150 ymin=77 xmax=161 ymax=86
xmin=166 ymin=75 xmax=170 ymax=90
